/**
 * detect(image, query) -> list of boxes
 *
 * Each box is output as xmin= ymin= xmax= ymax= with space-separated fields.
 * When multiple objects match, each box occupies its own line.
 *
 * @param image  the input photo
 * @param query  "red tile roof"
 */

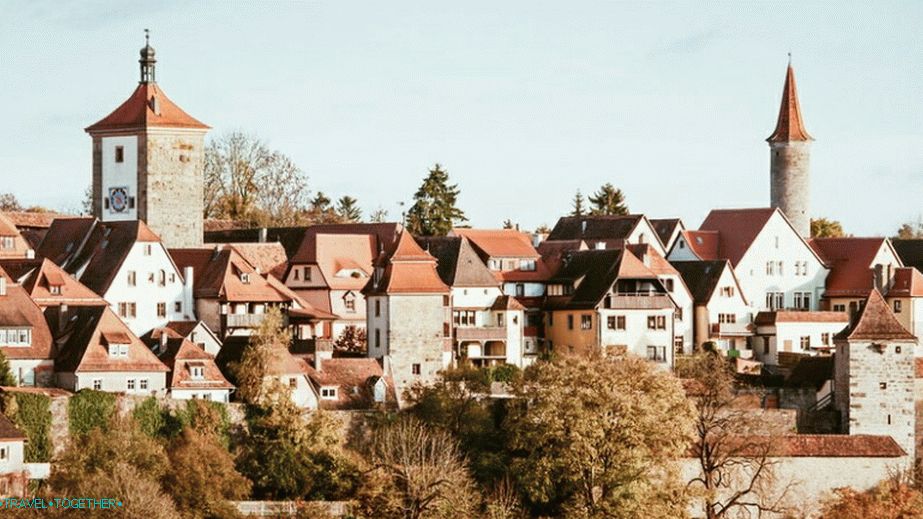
xmin=809 ymin=238 xmax=896 ymax=297
xmin=85 ymin=82 xmax=209 ymax=132
xmin=836 ymin=290 xmax=916 ymax=342
xmin=0 ymin=213 xmax=33 ymax=259
xmin=678 ymin=230 xmax=720 ymax=260
xmin=0 ymin=275 xmax=54 ymax=360
xmin=364 ymin=232 xmax=448 ymax=295
xmin=769 ymin=434 xmax=903 ymax=457
xmin=451 ymin=228 xmax=540 ymax=259
xmin=170 ymin=247 xmax=291 ymax=303
xmin=228 ymin=243 xmax=288 ymax=280
xmin=4 ymin=211 xmax=63 ymax=230
xmin=299 ymin=356 xmax=392 ymax=409
xmin=309 ymin=234 xmax=376 ymax=291
xmin=626 ymin=244 xmax=680 ymax=277
xmin=888 ymin=267 xmax=923 ymax=298
xmin=699 ymin=208 xmax=778 ymax=266
xmin=160 ymin=338 xmax=233 ymax=390
xmin=0 ymin=258 xmax=105 ymax=307
xmin=55 ymin=306 xmax=169 ymax=373
xmin=767 ymin=64 xmax=813 ymax=143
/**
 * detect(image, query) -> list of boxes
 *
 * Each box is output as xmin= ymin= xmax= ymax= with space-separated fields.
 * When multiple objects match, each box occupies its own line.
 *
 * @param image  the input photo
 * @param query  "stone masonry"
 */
xmin=770 ymin=140 xmax=811 ymax=238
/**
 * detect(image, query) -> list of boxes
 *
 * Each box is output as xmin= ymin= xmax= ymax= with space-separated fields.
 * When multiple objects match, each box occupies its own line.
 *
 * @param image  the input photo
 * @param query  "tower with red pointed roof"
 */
xmin=86 ymin=32 xmax=209 ymax=248
xmin=767 ymin=59 xmax=813 ymax=238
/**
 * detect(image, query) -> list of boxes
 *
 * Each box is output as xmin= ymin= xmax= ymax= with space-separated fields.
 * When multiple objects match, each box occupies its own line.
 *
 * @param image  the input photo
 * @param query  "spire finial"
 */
xmin=787 ymin=52 xmax=792 ymax=66
xmin=139 ymin=29 xmax=156 ymax=83
xmin=145 ymin=28 xmax=150 ymax=45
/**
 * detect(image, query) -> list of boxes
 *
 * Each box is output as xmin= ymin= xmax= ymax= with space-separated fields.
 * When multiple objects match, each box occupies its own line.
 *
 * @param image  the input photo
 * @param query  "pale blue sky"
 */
xmin=1 ymin=1 xmax=920 ymax=235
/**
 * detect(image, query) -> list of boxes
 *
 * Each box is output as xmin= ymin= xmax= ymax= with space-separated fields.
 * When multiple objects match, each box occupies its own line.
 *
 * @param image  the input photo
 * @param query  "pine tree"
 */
xmin=588 ymin=183 xmax=629 ymax=216
xmin=405 ymin=164 xmax=467 ymax=236
xmin=570 ymin=190 xmax=586 ymax=217
xmin=308 ymin=192 xmax=339 ymax=224
xmin=336 ymin=196 xmax=362 ymax=223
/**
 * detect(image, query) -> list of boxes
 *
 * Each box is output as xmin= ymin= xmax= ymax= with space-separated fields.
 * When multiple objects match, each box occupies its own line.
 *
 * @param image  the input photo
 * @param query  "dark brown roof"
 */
xmin=650 ymin=218 xmax=682 ymax=248
xmin=835 ymin=290 xmax=916 ymax=342
xmin=766 ymin=64 xmax=813 ymax=143
xmin=546 ymin=215 xmax=643 ymax=243
xmin=0 ymin=414 xmax=25 ymax=441
xmin=892 ymin=240 xmax=923 ymax=276
xmin=86 ymin=82 xmax=209 ymax=132
xmin=417 ymin=236 xmax=499 ymax=288
xmin=54 ymin=306 xmax=169 ymax=373
xmin=549 ymin=249 xmax=668 ymax=310
xmin=785 ymin=356 xmax=834 ymax=390
xmin=671 ymin=260 xmax=733 ymax=304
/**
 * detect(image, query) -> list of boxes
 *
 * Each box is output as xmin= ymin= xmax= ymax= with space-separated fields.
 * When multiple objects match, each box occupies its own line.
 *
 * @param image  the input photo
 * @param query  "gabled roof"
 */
xmin=417 ymin=236 xmax=499 ymax=288
xmin=54 ymin=306 xmax=169 ymax=373
xmin=35 ymin=217 xmax=97 ymax=266
xmin=0 ymin=274 xmax=54 ymax=360
xmin=450 ymin=228 xmax=540 ymax=259
xmin=550 ymin=249 xmax=666 ymax=310
xmin=227 ymin=243 xmax=288 ymax=280
xmin=887 ymin=267 xmax=923 ymax=298
xmin=650 ymin=218 xmax=684 ymax=249
xmin=306 ymin=234 xmax=376 ymax=291
xmin=809 ymin=237 xmax=898 ymax=297
xmin=169 ymin=247 xmax=290 ymax=302
xmin=892 ymin=239 xmax=923 ymax=274
xmin=546 ymin=215 xmax=644 ymax=243
xmin=86 ymin=82 xmax=209 ymax=133
xmin=626 ymin=244 xmax=680 ymax=277
xmin=676 ymin=230 xmax=720 ymax=261
xmin=364 ymin=232 xmax=449 ymax=295
xmin=671 ymin=260 xmax=735 ymax=304
xmin=160 ymin=338 xmax=233 ymax=390
xmin=289 ymin=223 xmax=401 ymax=265
xmin=300 ymin=356 xmax=392 ymax=409
xmin=834 ymin=290 xmax=916 ymax=342
xmin=699 ymin=208 xmax=777 ymax=266
xmin=766 ymin=64 xmax=812 ymax=143
xmin=0 ymin=212 xmax=33 ymax=259
xmin=0 ymin=258 xmax=105 ymax=307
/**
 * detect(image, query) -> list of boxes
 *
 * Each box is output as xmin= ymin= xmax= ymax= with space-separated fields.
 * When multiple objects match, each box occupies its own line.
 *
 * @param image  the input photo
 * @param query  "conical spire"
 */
xmin=767 ymin=61 xmax=812 ymax=143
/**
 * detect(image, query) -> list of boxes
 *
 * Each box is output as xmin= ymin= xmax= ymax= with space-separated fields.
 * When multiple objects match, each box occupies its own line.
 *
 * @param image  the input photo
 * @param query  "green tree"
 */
xmin=0 ymin=350 xmax=16 ymax=386
xmin=570 ymin=190 xmax=586 ymax=217
xmin=405 ymin=164 xmax=467 ymax=236
xmin=333 ymin=325 xmax=367 ymax=354
xmin=811 ymin=217 xmax=845 ymax=238
xmin=232 ymin=306 xmax=288 ymax=405
xmin=588 ymin=182 xmax=629 ymax=216
xmin=534 ymin=224 xmax=552 ymax=234
xmin=895 ymin=217 xmax=923 ymax=239
xmin=336 ymin=196 xmax=362 ymax=223
xmin=506 ymin=355 xmax=694 ymax=518
xmin=369 ymin=207 xmax=389 ymax=223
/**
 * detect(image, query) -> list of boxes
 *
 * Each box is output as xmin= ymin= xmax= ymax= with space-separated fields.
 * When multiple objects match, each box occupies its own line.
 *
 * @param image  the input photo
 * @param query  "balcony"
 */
xmin=465 ymin=341 xmax=507 ymax=359
xmin=455 ymin=326 xmax=507 ymax=342
xmin=224 ymin=313 xmax=267 ymax=328
xmin=710 ymin=322 xmax=753 ymax=336
xmin=603 ymin=294 xmax=673 ymax=310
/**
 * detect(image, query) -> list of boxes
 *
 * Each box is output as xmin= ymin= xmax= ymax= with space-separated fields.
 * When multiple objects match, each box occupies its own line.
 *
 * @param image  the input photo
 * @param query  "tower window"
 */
xmin=880 ymin=382 xmax=887 ymax=390
xmin=115 ymin=146 xmax=124 ymax=163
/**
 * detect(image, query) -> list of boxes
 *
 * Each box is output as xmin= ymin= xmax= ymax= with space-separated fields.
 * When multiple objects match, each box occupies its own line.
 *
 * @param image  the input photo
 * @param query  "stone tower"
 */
xmin=767 ymin=61 xmax=812 ymax=238
xmin=86 ymin=33 xmax=209 ymax=248
xmin=833 ymin=290 xmax=917 ymax=462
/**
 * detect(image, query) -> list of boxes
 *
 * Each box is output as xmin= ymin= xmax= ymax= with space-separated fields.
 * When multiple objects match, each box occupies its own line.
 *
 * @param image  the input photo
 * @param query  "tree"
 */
xmin=680 ymin=352 xmax=793 ymax=519
xmin=232 ymin=306 xmax=288 ymax=405
xmin=895 ymin=217 xmax=923 ymax=239
xmin=405 ymin=164 xmax=467 ymax=237
xmin=162 ymin=428 xmax=251 ymax=518
xmin=570 ymin=190 xmax=586 ymax=217
xmin=506 ymin=355 xmax=694 ymax=517
xmin=359 ymin=417 xmax=478 ymax=519
xmin=0 ymin=350 xmax=16 ymax=386
xmin=0 ymin=193 xmax=22 ymax=212
xmin=203 ymin=131 xmax=310 ymax=226
xmin=502 ymin=219 xmax=514 ymax=230
xmin=369 ymin=207 xmax=389 ymax=223
xmin=534 ymin=224 xmax=552 ymax=234
xmin=811 ymin=217 xmax=845 ymax=238
xmin=588 ymin=183 xmax=628 ymax=216
xmin=307 ymin=192 xmax=341 ymax=224
xmin=333 ymin=326 xmax=367 ymax=354
xmin=819 ymin=476 xmax=923 ymax=518
xmin=336 ymin=196 xmax=362 ymax=223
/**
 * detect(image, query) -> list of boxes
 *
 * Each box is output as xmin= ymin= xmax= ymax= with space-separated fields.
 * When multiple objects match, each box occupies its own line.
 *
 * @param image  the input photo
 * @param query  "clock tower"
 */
xmin=86 ymin=32 xmax=209 ymax=247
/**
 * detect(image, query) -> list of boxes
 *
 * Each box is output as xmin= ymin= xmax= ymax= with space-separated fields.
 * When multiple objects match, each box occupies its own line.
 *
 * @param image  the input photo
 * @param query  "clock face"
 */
xmin=109 ymin=187 xmax=129 ymax=213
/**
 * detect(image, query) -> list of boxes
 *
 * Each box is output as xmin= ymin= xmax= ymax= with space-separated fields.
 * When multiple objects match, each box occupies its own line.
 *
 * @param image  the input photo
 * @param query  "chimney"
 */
xmin=182 ymin=266 xmax=194 ymax=319
xmin=159 ymin=331 xmax=168 ymax=354
xmin=259 ymin=228 xmax=268 ymax=243
xmin=314 ymin=338 xmax=333 ymax=371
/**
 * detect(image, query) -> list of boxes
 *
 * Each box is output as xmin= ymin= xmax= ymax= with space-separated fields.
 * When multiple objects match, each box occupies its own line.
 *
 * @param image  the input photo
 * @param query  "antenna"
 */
xmin=787 ymin=52 xmax=792 ymax=65
xmin=145 ymin=28 xmax=150 ymax=45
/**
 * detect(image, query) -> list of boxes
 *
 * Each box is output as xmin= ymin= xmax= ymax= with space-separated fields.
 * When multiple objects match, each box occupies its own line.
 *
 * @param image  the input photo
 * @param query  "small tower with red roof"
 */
xmin=767 ymin=59 xmax=813 ymax=238
xmin=86 ymin=31 xmax=209 ymax=248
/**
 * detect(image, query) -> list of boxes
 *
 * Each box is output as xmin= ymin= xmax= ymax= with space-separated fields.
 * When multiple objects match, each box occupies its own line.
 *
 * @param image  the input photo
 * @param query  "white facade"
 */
xmin=452 ymin=286 xmax=526 ymax=368
xmin=59 ymin=371 xmax=168 ymax=394
xmin=753 ymin=320 xmax=849 ymax=366
xmin=598 ymin=307 xmax=675 ymax=366
xmin=0 ymin=440 xmax=25 ymax=476
xmin=659 ymin=273 xmax=694 ymax=355
xmin=270 ymin=374 xmax=318 ymax=409
xmin=100 ymin=136 xmax=139 ymax=222
xmin=697 ymin=266 xmax=753 ymax=353
xmin=170 ymin=388 xmax=230 ymax=403
xmin=8 ymin=359 xmax=53 ymax=388
xmin=92 ymin=242 xmax=194 ymax=336
xmin=184 ymin=321 xmax=222 ymax=357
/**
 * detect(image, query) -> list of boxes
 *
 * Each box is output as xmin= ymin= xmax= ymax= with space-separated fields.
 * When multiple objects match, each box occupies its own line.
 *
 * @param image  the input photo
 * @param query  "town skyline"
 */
xmin=1 ymin=1 xmax=921 ymax=235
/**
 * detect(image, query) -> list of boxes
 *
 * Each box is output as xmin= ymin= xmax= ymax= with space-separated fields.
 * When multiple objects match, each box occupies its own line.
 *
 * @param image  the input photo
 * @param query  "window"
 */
xmin=374 ymin=329 xmax=380 ymax=348
xmin=127 ymin=271 xmax=137 ymax=286
xmin=157 ymin=302 xmax=166 ymax=318
xmin=118 ymin=302 xmax=137 ymax=319
xmin=765 ymin=261 xmax=774 ymax=276
xmin=240 ymin=273 xmax=251 ymax=284
xmin=833 ymin=304 xmax=846 ymax=312
xmin=894 ymin=300 xmax=902 ymax=313
xmin=139 ymin=379 xmax=148 ymax=390
xmin=412 ymin=363 xmax=421 ymax=375
xmin=0 ymin=447 xmax=6 ymax=460
xmin=375 ymin=300 xmax=381 ymax=317
xmin=321 ymin=387 xmax=338 ymax=399
xmin=880 ymin=382 xmax=887 ymax=390
xmin=664 ymin=279 xmax=674 ymax=292
xmin=515 ymin=284 xmax=525 ymax=297
xmin=190 ymin=366 xmax=204 ymax=380
xmin=720 ymin=286 xmax=735 ymax=297
xmin=92 ymin=379 xmax=102 ymax=390
xmin=765 ymin=292 xmax=784 ymax=310
xmin=288 ymin=377 xmax=297 ymax=388
xmin=497 ymin=313 xmax=504 ymax=327
xmin=115 ymin=145 xmax=124 ymax=163
xmin=293 ymin=268 xmax=300 ymax=280
xmin=143 ymin=244 xmax=152 ymax=256
xmin=158 ymin=270 xmax=166 ymax=287
xmin=646 ymin=346 xmax=667 ymax=362
xmin=169 ymin=273 xmax=175 ymax=283
xmin=304 ymin=267 xmax=311 ymax=281
xmin=794 ymin=292 xmax=811 ymax=310
xmin=0 ymin=328 xmax=32 ymax=347
xmin=821 ymin=333 xmax=830 ymax=345
xmin=616 ymin=315 xmax=626 ymax=330
xmin=519 ymin=259 xmax=537 ymax=271
xmin=174 ymin=301 xmax=182 ymax=313
xmin=674 ymin=307 xmax=683 ymax=321
xmin=580 ymin=314 xmax=592 ymax=330
xmin=674 ymin=336 xmax=685 ymax=355
xmin=48 ymin=284 xmax=61 ymax=295
xmin=0 ymin=237 xmax=13 ymax=250
xmin=607 ymin=316 xmax=616 ymax=330
xmin=800 ymin=336 xmax=810 ymax=350
xmin=127 ymin=379 xmax=136 ymax=390
xmin=647 ymin=316 xmax=666 ymax=330
xmin=567 ymin=315 xmax=574 ymax=330
xmin=443 ymin=295 xmax=450 ymax=306
xmin=454 ymin=310 xmax=477 ymax=326
xmin=344 ymin=297 xmax=356 ymax=313
xmin=443 ymin=322 xmax=450 ymax=338
xmin=718 ymin=313 xmax=736 ymax=324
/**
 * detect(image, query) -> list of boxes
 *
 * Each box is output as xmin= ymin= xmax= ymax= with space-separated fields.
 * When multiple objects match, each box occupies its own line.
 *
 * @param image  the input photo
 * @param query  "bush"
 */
xmin=5 ymin=393 xmax=52 ymax=462
xmin=68 ymin=390 xmax=116 ymax=437
xmin=133 ymin=396 xmax=168 ymax=438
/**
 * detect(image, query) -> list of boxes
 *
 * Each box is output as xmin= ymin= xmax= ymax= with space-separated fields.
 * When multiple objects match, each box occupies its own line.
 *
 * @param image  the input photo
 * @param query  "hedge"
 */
xmin=3 ymin=393 xmax=52 ymax=462
xmin=68 ymin=390 xmax=116 ymax=437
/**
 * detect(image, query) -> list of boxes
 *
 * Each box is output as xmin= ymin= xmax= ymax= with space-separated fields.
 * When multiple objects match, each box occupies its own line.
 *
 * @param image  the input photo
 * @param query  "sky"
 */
xmin=0 ymin=1 xmax=921 ymax=236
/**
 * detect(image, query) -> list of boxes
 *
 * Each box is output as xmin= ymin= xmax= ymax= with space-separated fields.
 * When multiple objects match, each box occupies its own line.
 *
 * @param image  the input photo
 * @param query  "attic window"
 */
xmin=108 ymin=344 xmax=129 ymax=358
xmin=189 ymin=364 xmax=204 ymax=380
xmin=50 ymin=285 xmax=62 ymax=295
xmin=0 ymin=328 xmax=31 ymax=347
xmin=143 ymin=244 xmax=152 ymax=256
xmin=320 ymin=387 xmax=338 ymax=400
xmin=0 ymin=237 xmax=14 ymax=250
xmin=240 ymin=273 xmax=251 ymax=284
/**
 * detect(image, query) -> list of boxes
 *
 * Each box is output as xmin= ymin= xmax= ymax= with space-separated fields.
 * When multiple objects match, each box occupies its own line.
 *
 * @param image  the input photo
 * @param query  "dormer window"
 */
xmin=240 ymin=273 xmax=251 ymax=284
xmin=108 ymin=344 xmax=129 ymax=358
xmin=303 ymin=267 xmax=312 ymax=281
xmin=50 ymin=285 xmax=62 ymax=295
xmin=0 ymin=328 xmax=31 ymax=347
xmin=320 ymin=387 xmax=338 ymax=400
xmin=189 ymin=364 xmax=205 ymax=380
xmin=0 ymin=237 xmax=14 ymax=250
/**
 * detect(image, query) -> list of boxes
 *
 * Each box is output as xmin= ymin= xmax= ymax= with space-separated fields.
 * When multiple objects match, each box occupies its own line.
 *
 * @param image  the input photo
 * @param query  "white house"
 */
xmin=53 ymin=306 xmax=169 ymax=394
xmin=0 ymin=414 xmax=27 ymax=497
xmin=669 ymin=208 xmax=828 ymax=313
xmin=159 ymin=338 xmax=233 ymax=402
xmin=0 ymin=269 xmax=55 ymax=387
xmin=752 ymin=311 xmax=850 ymax=366
xmin=628 ymin=244 xmax=694 ymax=356
xmin=142 ymin=320 xmax=222 ymax=357
xmin=37 ymin=218 xmax=194 ymax=336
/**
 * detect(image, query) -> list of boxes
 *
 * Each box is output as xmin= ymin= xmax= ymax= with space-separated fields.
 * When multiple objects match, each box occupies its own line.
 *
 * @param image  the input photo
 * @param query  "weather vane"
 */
xmin=144 ymin=28 xmax=150 ymax=45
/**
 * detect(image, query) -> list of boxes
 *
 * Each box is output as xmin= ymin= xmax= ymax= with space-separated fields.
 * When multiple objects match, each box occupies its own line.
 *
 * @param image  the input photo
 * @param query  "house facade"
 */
xmin=0 ymin=270 xmax=54 ymax=387
xmin=809 ymin=237 xmax=903 ymax=317
xmin=886 ymin=267 xmax=923 ymax=345
xmin=671 ymin=260 xmax=753 ymax=354
xmin=628 ymin=244 xmax=694 ymax=356
xmin=753 ymin=311 xmax=850 ymax=366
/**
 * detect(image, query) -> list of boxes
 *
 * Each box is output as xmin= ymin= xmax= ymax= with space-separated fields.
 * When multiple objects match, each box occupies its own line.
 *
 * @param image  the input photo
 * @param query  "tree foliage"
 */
xmin=336 ymin=196 xmax=363 ymax=223
xmin=203 ymin=131 xmax=310 ymax=226
xmin=405 ymin=164 xmax=467 ymax=236
xmin=506 ymin=355 xmax=694 ymax=518
xmin=0 ymin=193 xmax=22 ymax=212
xmin=588 ymin=182 xmax=629 ymax=216
xmin=819 ymin=476 xmax=923 ymax=519
xmin=233 ymin=306 xmax=288 ymax=405
xmin=1 ymin=392 xmax=52 ymax=462
xmin=810 ymin=217 xmax=845 ymax=238
xmin=895 ymin=217 xmax=923 ymax=239
xmin=0 ymin=350 xmax=16 ymax=386
xmin=570 ymin=190 xmax=586 ymax=217
xmin=68 ymin=389 xmax=117 ymax=437
xmin=334 ymin=325 xmax=367 ymax=354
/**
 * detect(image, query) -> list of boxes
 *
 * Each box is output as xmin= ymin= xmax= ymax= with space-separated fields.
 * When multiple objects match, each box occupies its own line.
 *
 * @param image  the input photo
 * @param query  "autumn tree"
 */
xmin=0 ymin=350 xmax=16 ymax=386
xmin=232 ymin=306 xmax=288 ymax=405
xmin=0 ymin=193 xmax=22 ymax=212
xmin=588 ymin=182 xmax=629 ymax=216
xmin=818 ymin=477 xmax=923 ymax=519
xmin=534 ymin=224 xmax=552 ymax=234
xmin=680 ymin=352 xmax=793 ymax=519
xmin=308 ymin=192 xmax=342 ymax=224
xmin=203 ymin=131 xmax=310 ymax=226
xmin=570 ymin=190 xmax=586 ymax=217
xmin=336 ymin=196 xmax=362 ymax=223
xmin=895 ymin=217 xmax=923 ymax=239
xmin=405 ymin=164 xmax=467 ymax=236
xmin=333 ymin=325 xmax=367 ymax=354
xmin=811 ymin=217 xmax=845 ymax=238
xmin=506 ymin=355 xmax=694 ymax=517
xmin=358 ymin=417 xmax=478 ymax=518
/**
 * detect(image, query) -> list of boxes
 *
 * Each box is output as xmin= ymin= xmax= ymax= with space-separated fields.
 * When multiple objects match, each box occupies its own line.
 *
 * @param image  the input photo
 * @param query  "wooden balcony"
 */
xmin=224 ymin=313 xmax=267 ymax=328
xmin=455 ymin=326 xmax=507 ymax=342
xmin=710 ymin=322 xmax=753 ymax=336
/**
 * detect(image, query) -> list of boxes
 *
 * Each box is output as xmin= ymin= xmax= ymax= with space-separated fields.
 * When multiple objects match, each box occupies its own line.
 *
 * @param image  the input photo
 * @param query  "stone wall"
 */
xmin=769 ymin=141 xmax=811 ymax=237
xmin=386 ymin=294 xmax=448 ymax=405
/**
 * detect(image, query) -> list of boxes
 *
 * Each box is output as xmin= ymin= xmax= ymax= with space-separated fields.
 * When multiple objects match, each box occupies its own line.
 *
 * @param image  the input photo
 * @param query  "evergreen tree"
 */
xmin=405 ymin=164 xmax=467 ymax=236
xmin=369 ymin=207 xmax=389 ymax=223
xmin=0 ymin=350 xmax=15 ymax=387
xmin=308 ymin=192 xmax=339 ymax=224
xmin=570 ymin=190 xmax=586 ymax=217
xmin=588 ymin=182 xmax=629 ymax=216
xmin=336 ymin=196 xmax=362 ymax=223
xmin=502 ymin=219 xmax=514 ymax=230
